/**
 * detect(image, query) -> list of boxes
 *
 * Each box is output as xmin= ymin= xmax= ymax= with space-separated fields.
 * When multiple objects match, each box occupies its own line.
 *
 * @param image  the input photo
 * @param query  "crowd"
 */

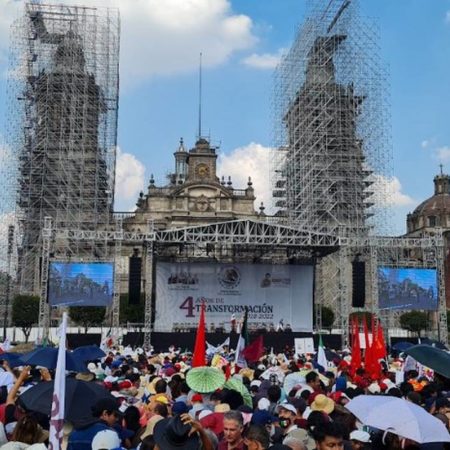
xmin=0 ymin=342 xmax=448 ymax=450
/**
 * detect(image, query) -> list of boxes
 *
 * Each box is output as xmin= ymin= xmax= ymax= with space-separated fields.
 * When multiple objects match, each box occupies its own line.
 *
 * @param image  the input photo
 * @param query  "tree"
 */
xmin=120 ymin=293 xmax=145 ymax=326
xmin=321 ymin=306 xmax=335 ymax=331
xmin=11 ymin=294 xmax=40 ymax=342
xmin=447 ymin=310 xmax=450 ymax=333
xmin=399 ymin=311 xmax=428 ymax=337
xmin=69 ymin=306 xmax=106 ymax=333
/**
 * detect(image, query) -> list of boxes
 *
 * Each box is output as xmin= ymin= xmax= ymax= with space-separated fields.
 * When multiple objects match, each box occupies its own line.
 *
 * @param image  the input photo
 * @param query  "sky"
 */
xmin=1 ymin=0 xmax=450 ymax=235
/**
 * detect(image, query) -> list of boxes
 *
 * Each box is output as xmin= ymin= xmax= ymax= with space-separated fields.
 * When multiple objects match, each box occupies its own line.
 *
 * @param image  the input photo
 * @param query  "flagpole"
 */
xmin=49 ymin=312 xmax=67 ymax=450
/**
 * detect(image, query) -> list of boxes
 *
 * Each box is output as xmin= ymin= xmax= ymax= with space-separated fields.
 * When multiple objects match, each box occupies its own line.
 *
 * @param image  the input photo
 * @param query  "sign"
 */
xmin=294 ymin=338 xmax=315 ymax=355
xmin=155 ymin=262 xmax=314 ymax=332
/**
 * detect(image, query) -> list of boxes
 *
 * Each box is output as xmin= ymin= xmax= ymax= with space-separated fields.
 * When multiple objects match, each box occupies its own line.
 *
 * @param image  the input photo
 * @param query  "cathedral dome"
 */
xmin=407 ymin=173 xmax=450 ymax=233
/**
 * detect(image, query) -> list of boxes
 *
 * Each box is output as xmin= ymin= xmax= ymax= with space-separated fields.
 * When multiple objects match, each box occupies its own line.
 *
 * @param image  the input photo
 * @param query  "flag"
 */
xmin=242 ymin=335 xmax=264 ymax=363
xmin=317 ymin=335 xmax=328 ymax=370
xmin=230 ymin=314 xmax=237 ymax=332
xmin=350 ymin=317 xmax=361 ymax=375
xmin=49 ymin=312 xmax=67 ymax=450
xmin=206 ymin=337 xmax=230 ymax=356
xmin=277 ymin=319 xmax=284 ymax=332
xmin=363 ymin=315 xmax=372 ymax=373
xmin=0 ymin=338 xmax=11 ymax=352
xmin=376 ymin=318 xmax=387 ymax=360
xmin=234 ymin=307 xmax=249 ymax=369
xmin=370 ymin=317 xmax=382 ymax=380
xmin=192 ymin=302 xmax=206 ymax=367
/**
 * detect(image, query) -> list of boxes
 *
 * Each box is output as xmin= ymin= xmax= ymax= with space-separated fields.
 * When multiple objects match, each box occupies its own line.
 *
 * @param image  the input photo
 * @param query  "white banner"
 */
xmin=155 ymin=262 xmax=313 ymax=332
xmin=294 ymin=338 xmax=315 ymax=355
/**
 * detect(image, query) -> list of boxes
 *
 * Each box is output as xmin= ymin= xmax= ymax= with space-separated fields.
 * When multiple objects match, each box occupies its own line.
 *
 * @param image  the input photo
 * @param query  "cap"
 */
xmin=277 ymin=402 xmax=297 ymax=415
xmin=92 ymin=398 xmax=119 ymax=417
xmin=251 ymin=410 xmax=277 ymax=426
xmin=350 ymin=430 xmax=371 ymax=443
xmin=191 ymin=393 xmax=203 ymax=403
xmin=92 ymin=430 xmax=121 ymax=450
xmin=172 ymin=401 xmax=189 ymax=415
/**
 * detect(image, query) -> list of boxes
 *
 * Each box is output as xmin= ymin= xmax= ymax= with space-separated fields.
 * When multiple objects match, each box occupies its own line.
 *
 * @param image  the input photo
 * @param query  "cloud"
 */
xmin=370 ymin=174 xmax=415 ymax=208
xmin=445 ymin=11 xmax=450 ymax=24
xmin=241 ymin=48 xmax=285 ymax=69
xmin=0 ymin=0 xmax=257 ymax=87
xmin=217 ymin=142 xmax=273 ymax=212
xmin=421 ymin=140 xmax=430 ymax=149
xmin=114 ymin=147 xmax=145 ymax=211
xmin=435 ymin=146 xmax=450 ymax=162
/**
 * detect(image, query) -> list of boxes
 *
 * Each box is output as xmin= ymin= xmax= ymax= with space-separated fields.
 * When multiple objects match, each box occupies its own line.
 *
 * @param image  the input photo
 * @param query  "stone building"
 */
xmin=123 ymin=137 xmax=261 ymax=232
xmin=406 ymin=170 xmax=450 ymax=307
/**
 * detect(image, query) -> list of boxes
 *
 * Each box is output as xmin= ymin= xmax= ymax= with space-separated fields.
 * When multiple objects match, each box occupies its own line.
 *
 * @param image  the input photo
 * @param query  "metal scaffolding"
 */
xmin=272 ymin=0 xmax=392 ymax=236
xmin=6 ymin=3 xmax=120 ymax=294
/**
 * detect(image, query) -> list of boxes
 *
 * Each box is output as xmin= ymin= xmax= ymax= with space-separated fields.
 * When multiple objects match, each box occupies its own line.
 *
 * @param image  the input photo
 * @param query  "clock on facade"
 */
xmin=195 ymin=163 xmax=210 ymax=179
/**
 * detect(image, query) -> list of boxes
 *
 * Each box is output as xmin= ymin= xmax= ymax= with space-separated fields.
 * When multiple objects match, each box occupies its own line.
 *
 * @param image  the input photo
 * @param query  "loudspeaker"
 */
xmin=352 ymin=260 xmax=365 ymax=308
xmin=128 ymin=256 xmax=142 ymax=305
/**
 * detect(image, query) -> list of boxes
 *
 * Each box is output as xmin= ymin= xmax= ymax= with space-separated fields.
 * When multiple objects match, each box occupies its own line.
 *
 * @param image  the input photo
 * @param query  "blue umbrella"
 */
xmin=392 ymin=341 xmax=414 ymax=352
xmin=0 ymin=353 xmax=24 ymax=367
xmin=21 ymin=347 xmax=86 ymax=372
xmin=72 ymin=345 xmax=106 ymax=362
xmin=420 ymin=338 xmax=448 ymax=351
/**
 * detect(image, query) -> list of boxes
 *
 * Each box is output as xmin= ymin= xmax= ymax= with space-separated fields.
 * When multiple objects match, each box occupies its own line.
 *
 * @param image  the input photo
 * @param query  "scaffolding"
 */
xmin=272 ymin=0 xmax=392 ymax=236
xmin=6 ymin=3 xmax=120 ymax=294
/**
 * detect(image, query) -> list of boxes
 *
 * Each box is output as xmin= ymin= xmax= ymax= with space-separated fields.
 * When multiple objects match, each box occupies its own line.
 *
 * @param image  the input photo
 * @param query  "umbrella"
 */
xmin=283 ymin=372 xmax=306 ymax=394
xmin=324 ymin=349 xmax=340 ymax=361
xmin=404 ymin=345 xmax=450 ymax=379
xmin=0 ymin=353 xmax=24 ymax=368
xmin=392 ymin=342 xmax=414 ymax=352
xmin=420 ymin=338 xmax=448 ymax=351
xmin=260 ymin=366 xmax=286 ymax=383
xmin=72 ymin=345 xmax=106 ymax=362
xmin=19 ymin=378 xmax=116 ymax=429
xmin=346 ymin=395 xmax=450 ymax=444
xmin=224 ymin=378 xmax=252 ymax=408
xmin=186 ymin=367 xmax=225 ymax=393
xmin=21 ymin=347 xmax=86 ymax=372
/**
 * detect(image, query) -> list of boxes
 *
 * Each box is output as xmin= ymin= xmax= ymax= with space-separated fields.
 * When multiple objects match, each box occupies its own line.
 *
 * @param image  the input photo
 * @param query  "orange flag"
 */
xmin=192 ymin=302 xmax=207 ymax=367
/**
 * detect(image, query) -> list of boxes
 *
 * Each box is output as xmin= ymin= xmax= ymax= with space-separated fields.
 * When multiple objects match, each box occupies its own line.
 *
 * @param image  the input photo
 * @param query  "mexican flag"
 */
xmin=234 ymin=308 xmax=249 ymax=369
xmin=317 ymin=335 xmax=328 ymax=370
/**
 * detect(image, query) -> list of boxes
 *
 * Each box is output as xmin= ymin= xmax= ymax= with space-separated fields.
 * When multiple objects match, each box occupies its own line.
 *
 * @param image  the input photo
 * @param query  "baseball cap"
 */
xmin=172 ymin=401 xmax=189 ymax=415
xmin=251 ymin=410 xmax=277 ymax=426
xmin=278 ymin=402 xmax=297 ymax=415
xmin=350 ymin=430 xmax=371 ymax=443
xmin=92 ymin=430 xmax=121 ymax=450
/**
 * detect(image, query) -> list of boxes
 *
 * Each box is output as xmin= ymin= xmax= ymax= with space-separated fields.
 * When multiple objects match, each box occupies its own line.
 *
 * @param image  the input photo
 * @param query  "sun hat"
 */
xmin=92 ymin=430 xmax=121 ymax=450
xmin=350 ymin=430 xmax=371 ymax=443
xmin=214 ymin=403 xmax=230 ymax=413
xmin=310 ymin=394 xmax=335 ymax=414
xmin=153 ymin=415 xmax=199 ymax=450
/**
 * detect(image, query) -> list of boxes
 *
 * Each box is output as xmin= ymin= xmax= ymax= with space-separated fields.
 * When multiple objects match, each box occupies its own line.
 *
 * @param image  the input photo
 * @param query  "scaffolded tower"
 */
xmin=6 ymin=3 xmax=120 ymax=293
xmin=273 ymin=0 xmax=391 ymax=236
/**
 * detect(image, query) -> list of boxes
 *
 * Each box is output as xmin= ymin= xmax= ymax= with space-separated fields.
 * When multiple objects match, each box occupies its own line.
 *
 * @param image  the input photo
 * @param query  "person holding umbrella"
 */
xmin=67 ymin=398 xmax=120 ymax=450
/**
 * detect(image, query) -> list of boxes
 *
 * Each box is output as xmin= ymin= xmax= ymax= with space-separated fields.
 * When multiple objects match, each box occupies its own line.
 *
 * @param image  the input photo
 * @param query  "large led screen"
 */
xmin=155 ymin=262 xmax=314 ymax=332
xmin=48 ymin=262 xmax=114 ymax=306
xmin=378 ymin=267 xmax=438 ymax=311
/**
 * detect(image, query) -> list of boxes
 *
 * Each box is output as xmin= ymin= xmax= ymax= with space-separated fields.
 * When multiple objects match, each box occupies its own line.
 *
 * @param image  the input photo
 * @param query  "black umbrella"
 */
xmin=19 ymin=378 xmax=116 ymax=428
xmin=21 ymin=347 xmax=86 ymax=372
xmin=405 ymin=345 xmax=450 ymax=379
xmin=72 ymin=345 xmax=106 ymax=362
xmin=0 ymin=353 xmax=24 ymax=368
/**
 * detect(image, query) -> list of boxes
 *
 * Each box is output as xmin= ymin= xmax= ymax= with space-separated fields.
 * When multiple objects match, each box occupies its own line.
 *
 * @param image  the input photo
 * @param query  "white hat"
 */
xmin=87 ymin=362 xmax=97 ymax=373
xmin=277 ymin=402 xmax=297 ymax=415
xmin=367 ymin=382 xmax=381 ymax=394
xmin=198 ymin=410 xmax=213 ymax=421
xmin=92 ymin=430 xmax=121 ymax=450
xmin=250 ymin=380 xmax=261 ymax=388
xmin=350 ymin=430 xmax=371 ymax=443
xmin=258 ymin=398 xmax=270 ymax=411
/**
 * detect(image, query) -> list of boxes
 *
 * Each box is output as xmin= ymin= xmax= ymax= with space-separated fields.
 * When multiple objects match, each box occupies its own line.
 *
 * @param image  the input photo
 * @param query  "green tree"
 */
xmin=321 ymin=306 xmax=335 ymax=331
xmin=11 ymin=294 xmax=40 ymax=342
xmin=69 ymin=306 xmax=106 ymax=333
xmin=120 ymin=293 xmax=145 ymax=325
xmin=399 ymin=311 xmax=428 ymax=337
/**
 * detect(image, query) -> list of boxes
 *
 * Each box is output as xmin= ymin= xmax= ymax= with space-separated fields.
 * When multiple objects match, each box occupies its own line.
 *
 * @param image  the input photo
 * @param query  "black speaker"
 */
xmin=352 ymin=261 xmax=365 ymax=308
xmin=128 ymin=256 xmax=142 ymax=305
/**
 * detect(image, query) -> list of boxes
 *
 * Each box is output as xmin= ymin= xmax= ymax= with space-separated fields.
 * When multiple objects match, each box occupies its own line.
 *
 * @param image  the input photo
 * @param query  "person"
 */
xmin=349 ymin=430 xmax=371 ymax=450
xmin=1 ymin=414 xmax=48 ymax=450
xmin=67 ymin=398 xmax=120 ymax=450
xmin=219 ymin=410 xmax=245 ymax=450
xmin=153 ymin=413 xmax=213 ymax=450
xmin=305 ymin=372 xmax=321 ymax=393
xmin=277 ymin=403 xmax=298 ymax=436
xmin=91 ymin=429 xmax=121 ymax=450
xmin=283 ymin=434 xmax=307 ymax=450
xmin=312 ymin=422 xmax=344 ymax=450
xmin=244 ymin=425 xmax=271 ymax=450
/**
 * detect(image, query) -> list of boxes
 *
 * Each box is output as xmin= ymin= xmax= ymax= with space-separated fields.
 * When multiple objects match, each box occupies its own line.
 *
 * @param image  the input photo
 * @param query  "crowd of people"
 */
xmin=0 ymin=343 xmax=448 ymax=450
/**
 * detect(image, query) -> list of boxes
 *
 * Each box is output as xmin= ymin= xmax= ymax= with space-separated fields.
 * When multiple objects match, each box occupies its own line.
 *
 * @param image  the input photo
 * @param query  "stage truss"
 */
xmin=37 ymin=218 xmax=447 ymax=348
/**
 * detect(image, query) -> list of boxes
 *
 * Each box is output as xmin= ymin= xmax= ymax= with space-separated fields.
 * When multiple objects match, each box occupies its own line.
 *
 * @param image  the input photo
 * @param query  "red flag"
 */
xmin=242 ymin=335 xmax=264 ymax=363
xmin=370 ymin=317 xmax=382 ymax=380
xmin=225 ymin=363 xmax=231 ymax=380
xmin=363 ymin=315 xmax=372 ymax=374
xmin=377 ymin=319 xmax=387 ymax=360
xmin=192 ymin=303 xmax=206 ymax=367
xmin=350 ymin=317 xmax=361 ymax=375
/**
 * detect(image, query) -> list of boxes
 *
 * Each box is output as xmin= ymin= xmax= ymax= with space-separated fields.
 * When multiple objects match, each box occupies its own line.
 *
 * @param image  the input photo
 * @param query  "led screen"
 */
xmin=48 ymin=262 xmax=114 ymax=306
xmin=378 ymin=267 xmax=438 ymax=311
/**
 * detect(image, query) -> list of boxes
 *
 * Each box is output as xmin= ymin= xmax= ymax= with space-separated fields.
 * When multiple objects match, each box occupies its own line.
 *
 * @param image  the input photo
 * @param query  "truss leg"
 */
xmin=144 ymin=241 xmax=154 ymax=349
xmin=435 ymin=237 xmax=448 ymax=345
xmin=339 ymin=247 xmax=350 ymax=349
xmin=112 ymin=218 xmax=122 ymax=334
xmin=38 ymin=217 xmax=52 ymax=341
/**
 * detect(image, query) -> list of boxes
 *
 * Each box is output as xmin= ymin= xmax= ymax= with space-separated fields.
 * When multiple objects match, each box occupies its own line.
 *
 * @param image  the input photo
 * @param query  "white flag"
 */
xmin=49 ymin=312 xmax=67 ymax=450
xmin=317 ymin=335 xmax=328 ymax=370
